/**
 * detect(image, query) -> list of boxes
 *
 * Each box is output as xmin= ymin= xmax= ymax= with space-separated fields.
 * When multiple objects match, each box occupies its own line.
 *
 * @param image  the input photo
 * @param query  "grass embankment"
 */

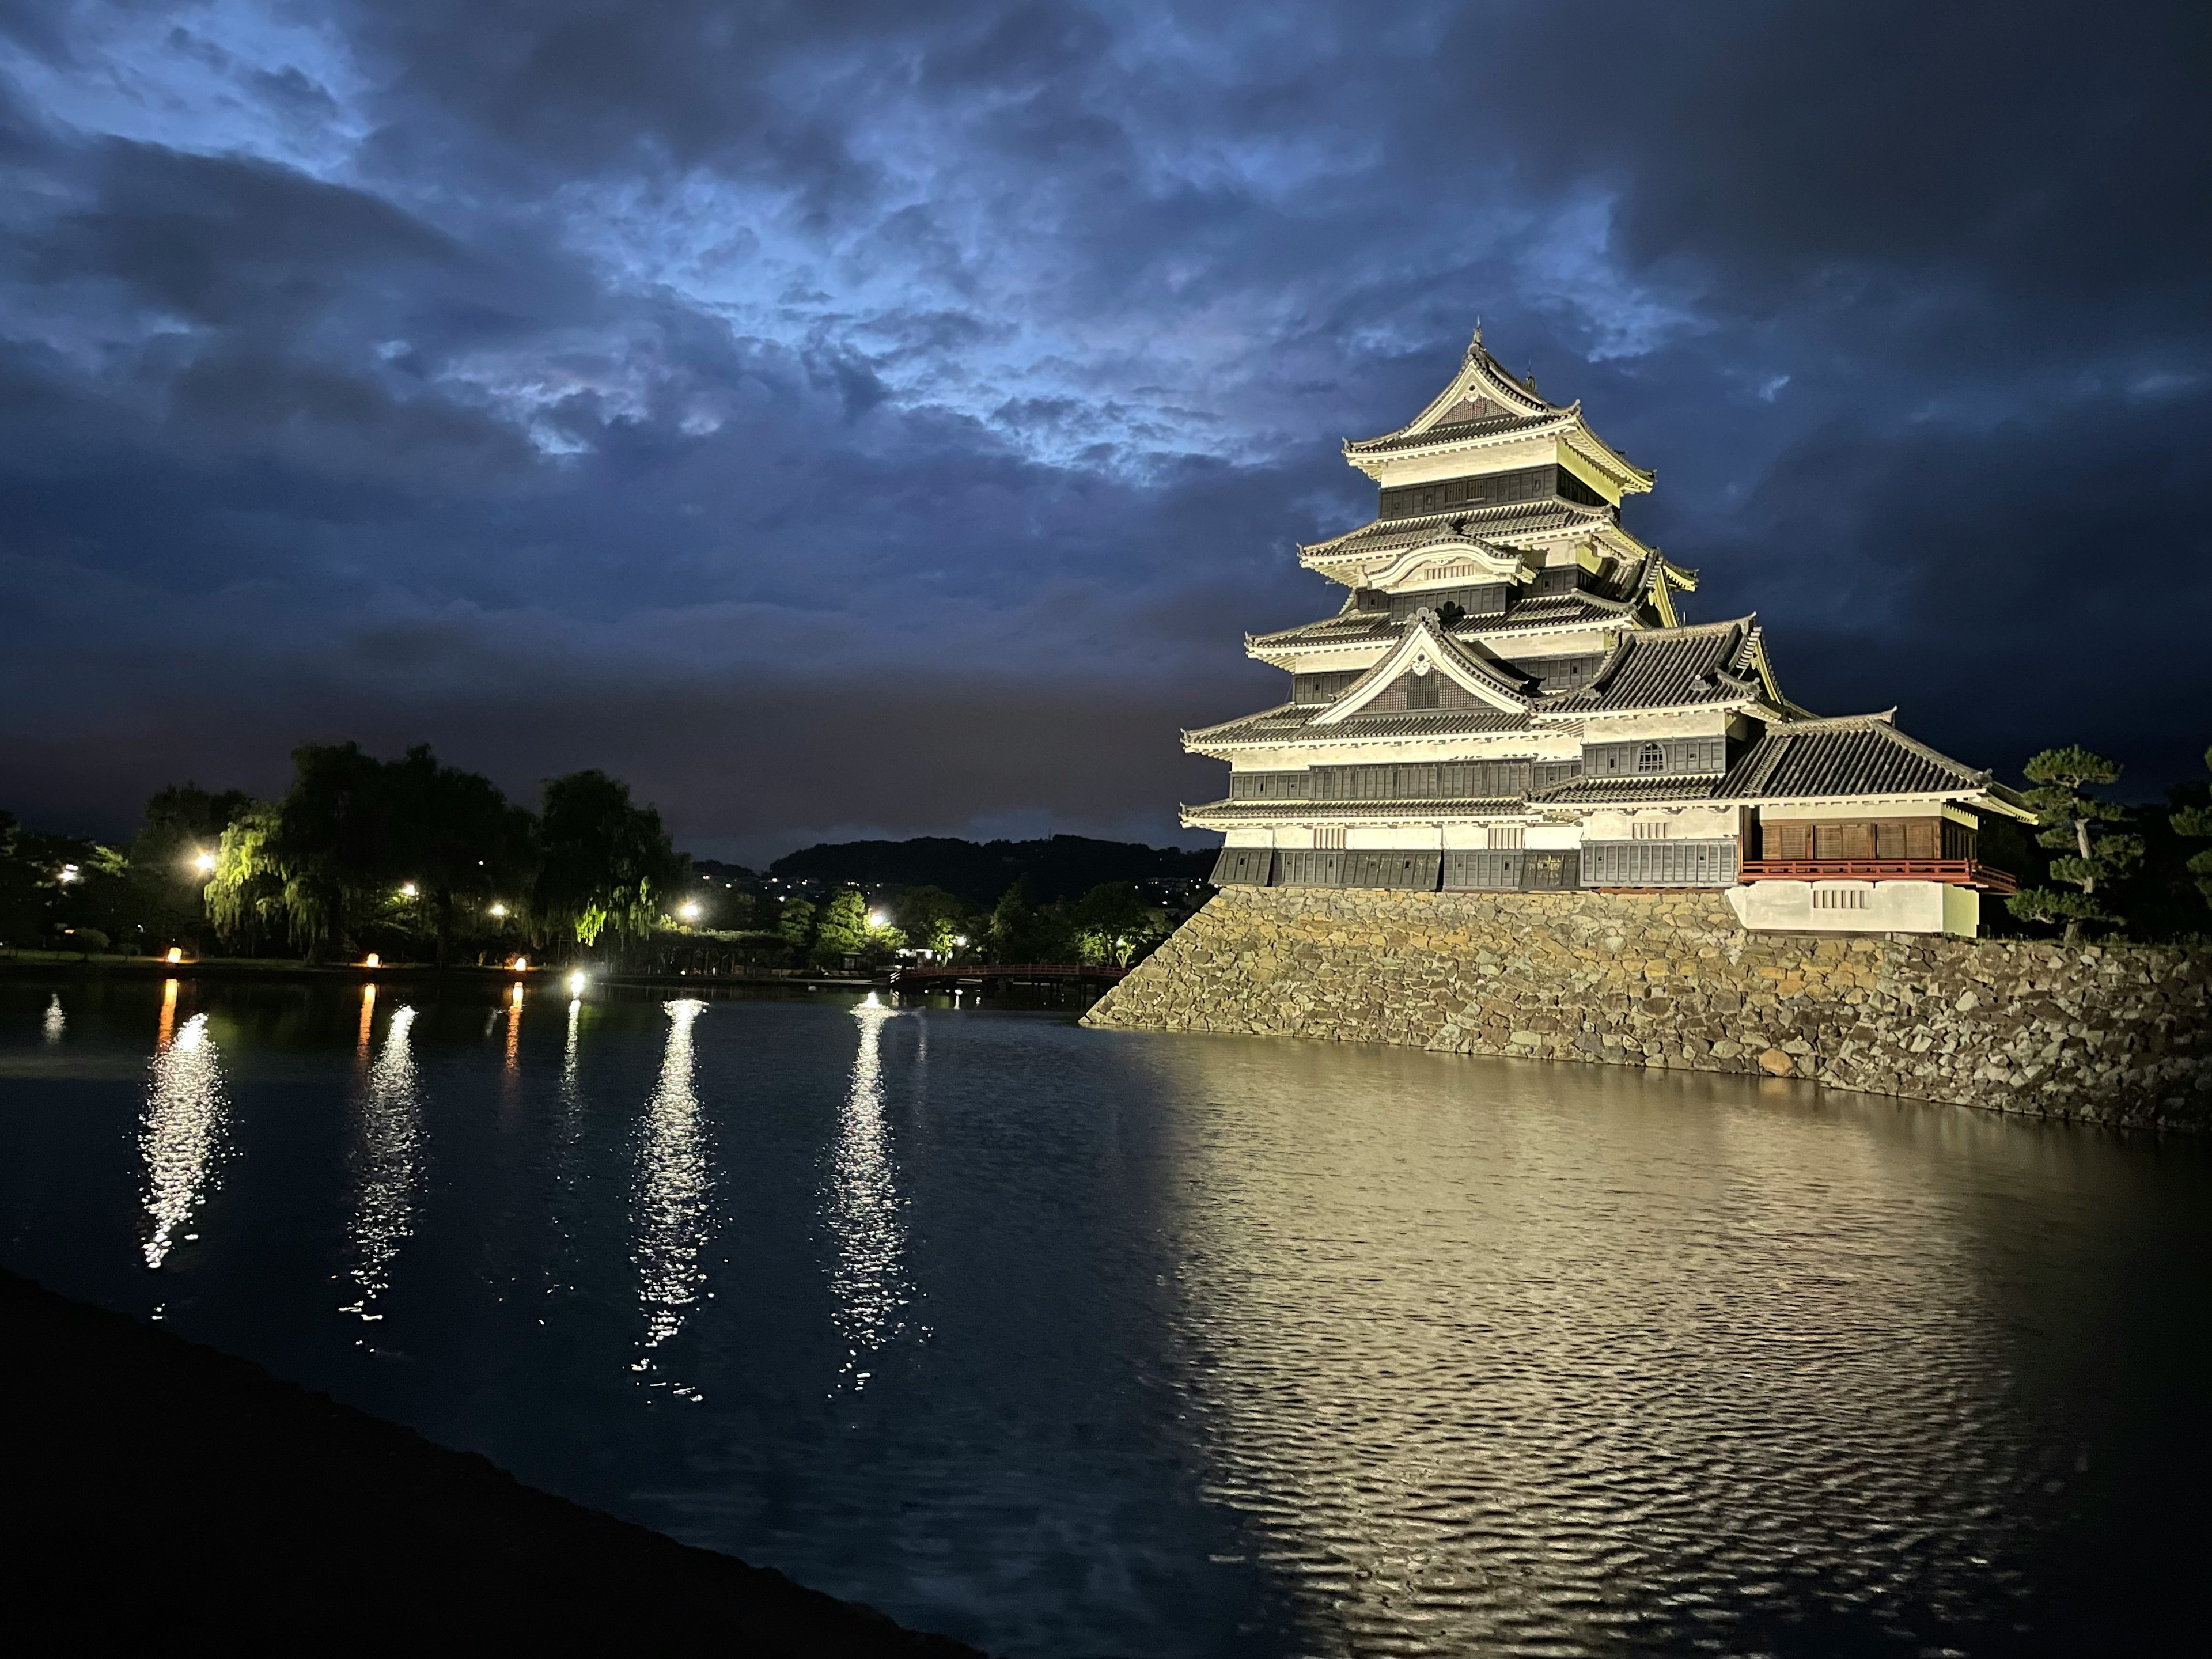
xmin=0 ymin=1269 xmax=982 ymax=1654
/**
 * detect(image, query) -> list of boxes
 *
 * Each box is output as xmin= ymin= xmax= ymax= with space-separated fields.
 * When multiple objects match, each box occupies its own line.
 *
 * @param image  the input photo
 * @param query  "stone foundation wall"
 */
xmin=1083 ymin=888 xmax=2212 ymax=1130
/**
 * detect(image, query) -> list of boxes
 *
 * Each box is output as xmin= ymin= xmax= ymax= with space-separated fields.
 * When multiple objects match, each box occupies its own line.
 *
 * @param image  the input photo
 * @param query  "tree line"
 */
xmin=1 ymin=743 xmax=683 ymax=967
xmin=0 ymin=740 xmax=1184 ymax=970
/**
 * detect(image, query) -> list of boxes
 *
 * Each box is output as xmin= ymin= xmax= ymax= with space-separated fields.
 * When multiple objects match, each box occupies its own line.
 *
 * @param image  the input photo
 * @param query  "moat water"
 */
xmin=2 ymin=975 xmax=2206 ymax=1656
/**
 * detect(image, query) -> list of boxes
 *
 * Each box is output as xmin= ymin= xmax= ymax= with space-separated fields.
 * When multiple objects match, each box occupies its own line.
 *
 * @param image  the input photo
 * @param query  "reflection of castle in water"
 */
xmin=825 ymin=998 xmax=912 ymax=1391
xmin=141 ymin=982 xmax=228 ymax=1270
xmin=342 ymin=1002 xmax=421 ymax=1323
xmin=1152 ymin=1037 xmax=2030 ymax=1653
xmin=635 ymin=999 xmax=709 ymax=1353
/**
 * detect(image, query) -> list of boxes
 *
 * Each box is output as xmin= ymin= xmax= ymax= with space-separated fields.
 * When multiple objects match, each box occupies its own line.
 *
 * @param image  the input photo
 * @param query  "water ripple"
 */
xmin=1159 ymin=1047 xmax=2052 ymax=1656
xmin=139 ymin=984 xmax=226 ymax=1270
xmin=341 ymin=1002 xmax=421 ymax=1324
xmin=635 ymin=998 xmax=709 ymax=1357
xmin=825 ymin=995 xmax=912 ymax=1391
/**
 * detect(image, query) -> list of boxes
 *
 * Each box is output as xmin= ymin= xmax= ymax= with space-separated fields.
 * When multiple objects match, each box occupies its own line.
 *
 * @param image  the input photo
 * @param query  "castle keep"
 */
xmin=1184 ymin=329 xmax=2031 ymax=937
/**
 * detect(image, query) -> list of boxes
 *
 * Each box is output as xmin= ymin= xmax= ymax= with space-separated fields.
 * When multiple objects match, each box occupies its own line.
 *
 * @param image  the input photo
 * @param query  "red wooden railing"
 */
xmin=1738 ymin=859 xmax=2017 ymax=894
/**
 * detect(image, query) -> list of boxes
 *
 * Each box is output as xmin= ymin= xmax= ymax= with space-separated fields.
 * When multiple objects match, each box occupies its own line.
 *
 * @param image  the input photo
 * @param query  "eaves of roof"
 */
xmin=1182 ymin=797 xmax=1529 ymax=823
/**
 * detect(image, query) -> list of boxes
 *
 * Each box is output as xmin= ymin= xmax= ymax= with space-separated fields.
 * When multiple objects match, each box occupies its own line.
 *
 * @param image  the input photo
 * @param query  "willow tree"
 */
xmin=2006 ymin=746 xmax=2142 ymax=944
xmin=533 ymin=770 xmax=684 ymax=951
xmin=203 ymin=803 xmax=290 ymax=953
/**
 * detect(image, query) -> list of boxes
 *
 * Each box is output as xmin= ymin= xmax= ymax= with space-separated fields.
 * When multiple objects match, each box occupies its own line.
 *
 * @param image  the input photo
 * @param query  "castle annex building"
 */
xmin=1184 ymin=331 xmax=2031 ymax=936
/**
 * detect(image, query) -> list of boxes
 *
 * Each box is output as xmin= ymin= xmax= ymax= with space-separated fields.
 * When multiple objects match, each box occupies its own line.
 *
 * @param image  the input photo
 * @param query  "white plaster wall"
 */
xmin=1224 ymin=829 xmax=1271 ymax=849
xmin=1945 ymin=885 xmax=1982 ymax=937
xmin=1582 ymin=805 xmax=1741 ymax=840
xmin=1441 ymin=821 xmax=1533 ymax=849
xmin=1726 ymin=880 xmax=1976 ymax=936
xmin=1347 ymin=825 xmax=1450 ymax=850
xmin=1228 ymin=737 xmax=1582 ymax=767
xmin=1575 ymin=710 xmax=1733 ymax=740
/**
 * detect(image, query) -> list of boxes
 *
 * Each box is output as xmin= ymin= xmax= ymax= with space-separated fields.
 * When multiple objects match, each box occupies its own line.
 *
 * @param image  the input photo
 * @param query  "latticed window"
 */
xmin=1313 ymin=828 xmax=1346 ymax=849
xmin=1637 ymin=742 xmax=1666 ymax=772
xmin=1404 ymin=672 xmax=1440 ymax=710
xmin=1632 ymin=820 xmax=1670 ymax=840
xmin=1487 ymin=826 xmax=1524 ymax=850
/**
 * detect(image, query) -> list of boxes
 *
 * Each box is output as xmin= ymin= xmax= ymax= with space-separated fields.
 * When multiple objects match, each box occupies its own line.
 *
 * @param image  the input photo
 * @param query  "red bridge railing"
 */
xmin=1738 ymin=859 xmax=2017 ymax=895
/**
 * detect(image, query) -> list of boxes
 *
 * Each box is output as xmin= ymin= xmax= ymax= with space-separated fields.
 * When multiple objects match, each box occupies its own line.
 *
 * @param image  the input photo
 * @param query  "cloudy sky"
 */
xmin=3 ymin=1 xmax=2206 ymax=865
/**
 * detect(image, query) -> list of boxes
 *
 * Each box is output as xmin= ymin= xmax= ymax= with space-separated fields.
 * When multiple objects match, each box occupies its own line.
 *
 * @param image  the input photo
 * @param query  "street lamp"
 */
xmin=191 ymin=850 xmax=216 ymax=876
xmin=399 ymin=882 xmax=418 ymax=899
xmin=488 ymin=903 xmax=509 ymax=919
xmin=679 ymin=900 xmax=702 ymax=922
xmin=868 ymin=911 xmax=888 ymax=929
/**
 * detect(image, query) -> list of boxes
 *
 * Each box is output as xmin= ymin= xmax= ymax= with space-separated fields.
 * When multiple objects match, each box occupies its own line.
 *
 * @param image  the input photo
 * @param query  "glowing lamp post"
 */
xmin=191 ymin=851 xmax=216 ymax=876
xmin=679 ymin=901 xmax=702 ymax=922
xmin=488 ymin=903 xmax=509 ymax=919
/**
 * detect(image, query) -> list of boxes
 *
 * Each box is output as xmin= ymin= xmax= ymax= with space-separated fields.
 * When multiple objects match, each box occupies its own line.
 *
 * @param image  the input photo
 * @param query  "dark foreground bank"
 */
xmin=0 ymin=1269 xmax=984 ymax=1655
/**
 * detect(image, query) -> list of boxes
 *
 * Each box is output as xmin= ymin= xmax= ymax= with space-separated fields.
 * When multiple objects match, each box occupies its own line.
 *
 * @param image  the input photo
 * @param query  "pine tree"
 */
xmin=2005 ymin=747 xmax=2142 ymax=944
xmin=2171 ymin=744 xmax=2212 ymax=910
xmin=813 ymin=888 xmax=869 ymax=962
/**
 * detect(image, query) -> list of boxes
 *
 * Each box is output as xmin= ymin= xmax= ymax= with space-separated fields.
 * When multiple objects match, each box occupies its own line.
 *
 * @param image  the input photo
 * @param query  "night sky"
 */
xmin=3 ymin=2 xmax=2206 ymax=866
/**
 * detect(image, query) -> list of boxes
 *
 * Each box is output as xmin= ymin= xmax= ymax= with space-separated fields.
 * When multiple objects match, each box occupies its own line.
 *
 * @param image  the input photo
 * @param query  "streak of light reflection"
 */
xmin=826 ymin=994 xmax=914 ymax=1392
xmin=140 ymin=995 xmax=227 ymax=1270
xmin=635 ymin=999 xmax=709 ymax=1364
xmin=341 ymin=1005 xmax=421 ymax=1328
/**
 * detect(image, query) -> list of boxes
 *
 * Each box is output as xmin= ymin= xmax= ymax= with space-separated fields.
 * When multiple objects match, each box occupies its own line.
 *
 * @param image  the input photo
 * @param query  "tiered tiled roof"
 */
xmin=1531 ymin=775 xmax=1722 ymax=805
xmin=1335 ymin=333 xmax=1654 ymax=494
xmin=1342 ymin=410 xmax=1562 ymax=456
xmin=1248 ymin=588 xmax=1637 ymax=658
xmin=1716 ymin=714 xmax=1995 ymax=801
xmin=1299 ymin=499 xmax=1612 ymax=563
xmin=1185 ymin=702 xmax=1538 ymax=750
xmin=1541 ymin=618 xmax=1770 ymax=714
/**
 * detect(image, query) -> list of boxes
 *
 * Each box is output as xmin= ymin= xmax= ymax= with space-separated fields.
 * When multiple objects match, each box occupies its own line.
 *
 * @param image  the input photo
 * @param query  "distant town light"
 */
xmin=165 ymin=948 xmax=183 ymax=964
xmin=488 ymin=903 xmax=509 ymax=918
xmin=191 ymin=850 xmax=216 ymax=875
xmin=399 ymin=882 xmax=419 ymax=898
xmin=567 ymin=969 xmax=589 ymax=995
xmin=364 ymin=953 xmax=381 ymax=968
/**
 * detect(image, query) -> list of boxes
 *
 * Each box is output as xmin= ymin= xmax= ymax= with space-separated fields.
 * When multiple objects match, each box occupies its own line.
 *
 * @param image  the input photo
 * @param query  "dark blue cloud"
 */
xmin=0 ymin=1 xmax=2205 ymax=862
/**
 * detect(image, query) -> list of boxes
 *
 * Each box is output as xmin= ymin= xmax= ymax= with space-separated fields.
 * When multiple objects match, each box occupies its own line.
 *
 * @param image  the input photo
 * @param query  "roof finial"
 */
xmin=1523 ymin=369 xmax=1539 ymax=395
xmin=1470 ymin=318 xmax=1484 ymax=353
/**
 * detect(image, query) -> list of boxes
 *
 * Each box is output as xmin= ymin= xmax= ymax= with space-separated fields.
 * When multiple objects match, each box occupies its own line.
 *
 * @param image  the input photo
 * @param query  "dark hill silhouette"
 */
xmin=769 ymin=834 xmax=1211 ymax=906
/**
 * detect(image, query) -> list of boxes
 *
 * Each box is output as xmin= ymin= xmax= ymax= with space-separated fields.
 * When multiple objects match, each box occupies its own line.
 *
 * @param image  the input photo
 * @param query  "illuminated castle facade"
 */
xmin=1183 ymin=329 xmax=2027 ymax=935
